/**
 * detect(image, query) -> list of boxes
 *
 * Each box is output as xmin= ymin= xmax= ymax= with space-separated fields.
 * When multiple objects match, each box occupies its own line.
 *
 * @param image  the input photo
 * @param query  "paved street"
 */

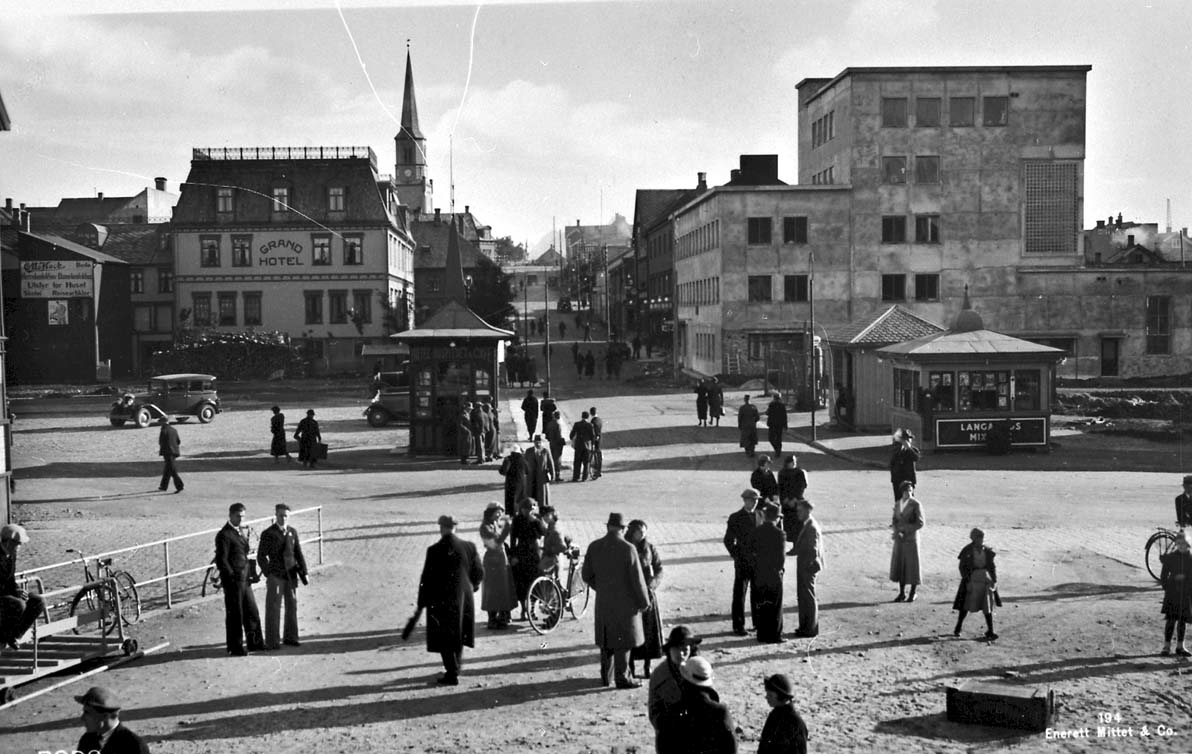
xmin=2 ymin=382 xmax=1190 ymax=753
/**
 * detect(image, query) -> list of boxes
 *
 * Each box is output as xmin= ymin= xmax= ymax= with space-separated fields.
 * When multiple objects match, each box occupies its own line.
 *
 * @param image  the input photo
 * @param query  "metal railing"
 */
xmin=192 ymin=146 xmax=377 ymax=168
xmin=16 ymin=506 xmax=324 ymax=617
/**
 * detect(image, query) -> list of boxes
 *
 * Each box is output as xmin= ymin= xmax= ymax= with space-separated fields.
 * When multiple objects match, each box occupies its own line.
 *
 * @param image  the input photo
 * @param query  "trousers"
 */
xmin=264 ymin=574 xmax=299 ymax=647
xmin=731 ymin=561 xmax=757 ymax=632
xmin=222 ymin=577 xmax=263 ymax=652
xmin=159 ymin=455 xmax=183 ymax=491
xmin=0 ymin=593 xmax=45 ymax=643
xmin=599 ymin=647 xmax=631 ymax=685
xmin=591 ymin=442 xmax=603 ymax=478
xmin=795 ymin=569 xmax=819 ymax=636
xmin=440 ymin=648 xmax=463 ymax=677
xmin=572 ymin=447 xmax=591 ymax=481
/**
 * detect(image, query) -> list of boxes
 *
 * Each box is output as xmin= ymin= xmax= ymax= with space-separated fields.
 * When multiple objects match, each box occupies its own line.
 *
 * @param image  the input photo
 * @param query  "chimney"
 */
xmin=730 ymin=169 xmax=741 ymax=182
xmin=1127 ymin=234 xmax=1135 ymax=247
xmin=464 ymin=205 xmax=469 ymax=214
xmin=1095 ymin=219 xmax=1104 ymax=229
xmin=697 ymin=172 xmax=707 ymax=190
xmin=4 ymin=198 xmax=10 ymax=212
xmin=154 ymin=177 xmax=167 ymax=191
xmin=434 ymin=208 xmax=441 ymax=224
xmin=1116 ymin=212 xmax=1123 ymax=226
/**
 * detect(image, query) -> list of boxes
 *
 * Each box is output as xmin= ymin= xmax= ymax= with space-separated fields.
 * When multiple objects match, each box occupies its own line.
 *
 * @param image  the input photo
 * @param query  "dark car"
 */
xmin=109 ymin=373 xmax=221 ymax=428
xmin=364 ymin=370 xmax=411 ymax=427
xmin=557 ymin=297 xmax=573 ymax=313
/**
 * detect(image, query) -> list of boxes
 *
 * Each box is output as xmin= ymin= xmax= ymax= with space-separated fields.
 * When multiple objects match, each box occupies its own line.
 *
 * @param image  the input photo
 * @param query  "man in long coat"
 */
xmin=724 ymin=488 xmax=760 ymax=636
xmin=472 ymin=401 xmax=490 ymax=463
xmin=738 ymin=395 xmax=760 ymax=457
xmin=793 ymin=500 xmax=824 ymax=638
xmin=765 ymin=395 xmax=789 ymax=456
xmin=524 ymin=434 xmax=554 ymax=505
xmin=483 ymin=399 xmax=501 ymax=460
xmin=416 ymin=515 xmax=484 ymax=685
xmin=752 ymin=503 xmax=787 ymax=643
xmin=457 ymin=404 xmax=475 ymax=464
xmin=522 ymin=390 xmax=540 ymax=438
xmin=582 ymin=512 xmax=650 ymax=689
xmin=569 ymin=410 xmax=596 ymax=482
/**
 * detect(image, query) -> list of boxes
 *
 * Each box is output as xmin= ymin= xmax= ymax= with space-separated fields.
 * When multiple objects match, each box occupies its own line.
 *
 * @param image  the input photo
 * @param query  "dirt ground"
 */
xmin=2 ymin=386 xmax=1192 ymax=753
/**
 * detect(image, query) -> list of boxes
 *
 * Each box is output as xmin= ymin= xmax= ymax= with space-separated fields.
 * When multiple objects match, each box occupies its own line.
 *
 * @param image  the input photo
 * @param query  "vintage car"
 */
xmin=364 ymin=370 xmax=410 ymax=427
xmin=109 ymin=373 xmax=222 ymax=428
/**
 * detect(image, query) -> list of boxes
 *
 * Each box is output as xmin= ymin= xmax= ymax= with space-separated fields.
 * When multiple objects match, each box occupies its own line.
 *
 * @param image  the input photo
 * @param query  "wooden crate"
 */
xmin=945 ymin=680 xmax=1055 ymax=732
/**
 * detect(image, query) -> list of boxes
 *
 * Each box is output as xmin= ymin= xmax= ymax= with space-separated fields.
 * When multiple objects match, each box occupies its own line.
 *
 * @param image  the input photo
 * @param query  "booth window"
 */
xmin=893 ymin=368 xmax=918 ymax=410
xmin=1014 ymin=370 xmax=1041 ymax=411
xmin=957 ymin=370 xmax=1010 ymax=412
xmin=928 ymin=371 xmax=955 ymax=411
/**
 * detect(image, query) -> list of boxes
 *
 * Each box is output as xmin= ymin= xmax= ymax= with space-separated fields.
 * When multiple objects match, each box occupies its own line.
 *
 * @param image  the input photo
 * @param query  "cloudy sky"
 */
xmin=1 ymin=0 xmax=1189 ymax=252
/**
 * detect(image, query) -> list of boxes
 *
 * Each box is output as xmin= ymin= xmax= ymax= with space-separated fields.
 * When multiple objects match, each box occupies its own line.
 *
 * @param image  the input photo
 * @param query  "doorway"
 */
xmin=1099 ymin=338 xmax=1119 ymax=377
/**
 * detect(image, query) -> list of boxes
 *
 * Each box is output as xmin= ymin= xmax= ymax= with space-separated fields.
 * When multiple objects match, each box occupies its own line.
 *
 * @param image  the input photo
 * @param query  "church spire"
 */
xmin=400 ymin=44 xmax=423 ymax=140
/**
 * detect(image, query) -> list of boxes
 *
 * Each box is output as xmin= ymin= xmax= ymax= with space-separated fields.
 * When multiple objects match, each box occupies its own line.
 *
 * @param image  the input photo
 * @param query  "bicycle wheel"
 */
xmin=566 ymin=559 xmax=591 ymax=620
xmin=112 ymin=571 xmax=141 ymax=625
xmin=1146 ymin=531 xmax=1177 ymax=581
xmin=70 ymin=582 xmax=119 ymax=636
xmin=201 ymin=564 xmax=222 ymax=597
xmin=527 ymin=576 xmax=563 ymax=635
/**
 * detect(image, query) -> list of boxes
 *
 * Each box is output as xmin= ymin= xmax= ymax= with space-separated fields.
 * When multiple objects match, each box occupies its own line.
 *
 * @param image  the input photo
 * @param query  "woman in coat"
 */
xmin=269 ymin=406 xmax=292 ymax=463
xmin=695 ymin=381 xmax=709 ymax=427
xmin=509 ymin=498 xmax=547 ymax=621
xmin=628 ymin=519 xmax=664 ymax=680
xmin=498 ymin=446 xmax=528 ymax=517
xmin=1160 ymin=530 xmax=1192 ymax=656
xmin=890 ymin=480 xmax=924 ymax=602
xmin=707 ymin=380 xmax=724 ymax=427
xmin=649 ymin=626 xmax=703 ymax=749
xmin=479 ymin=503 xmax=516 ymax=629
xmin=658 ymin=657 xmax=738 ymax=754
xmin=293 ymin=409 xmax=321 ymax=468
xmin=952 ymin=527 xmax=999 ymax=640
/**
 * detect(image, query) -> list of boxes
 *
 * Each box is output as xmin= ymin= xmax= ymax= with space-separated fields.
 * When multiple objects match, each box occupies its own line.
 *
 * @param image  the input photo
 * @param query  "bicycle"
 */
xmin=201 ymin=525 xmax=260 ymax=597
xmin=1146 ymin=526 xmax=1182 ymax=581
xmin=66 ymin=548 xmax=141 ymax=635
xmin=526 ymin=547 xmax=591 ymax=635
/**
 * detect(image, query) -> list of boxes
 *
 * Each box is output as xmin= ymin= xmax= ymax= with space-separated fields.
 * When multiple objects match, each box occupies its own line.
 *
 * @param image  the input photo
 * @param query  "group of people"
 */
xmin=694 ymin=377 xmax=725 ymax=427
xmin=733 ymin=393 xmax=792 ymax=458
xmin=456 ymin=398 xmax=502 ymax=465
xmin=268 ymin=406 xmax=323 ymax=468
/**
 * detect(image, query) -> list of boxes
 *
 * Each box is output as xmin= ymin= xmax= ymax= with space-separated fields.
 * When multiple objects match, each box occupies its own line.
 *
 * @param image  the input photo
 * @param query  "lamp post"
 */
xmin=809 ymin=248 xmax=817 ymax=443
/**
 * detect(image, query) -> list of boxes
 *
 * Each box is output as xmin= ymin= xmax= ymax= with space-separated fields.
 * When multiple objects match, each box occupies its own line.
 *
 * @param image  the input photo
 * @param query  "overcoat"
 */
xmin=889 ymin=497 xmax=924 ymax=584
xmin=456 ymin=412 xmax=474 ymax=458
xmin=479 ymin=520 xmax=516 ymax=613
xmin=750 ymin=468 xmax=779 ymax=502
xmin=581 ymin=531 xmax=650 ymax=649
xmin=1160 ymin=549 xmax=1192 ymax=620
xmin=416 ymin=532 xmax=483 ymax=653
xmin=269 ymin=412 xmax=287 ymax=456
xmin=708 ymin=384 xmax=724 ymax=418
xmin=658 ymin=684 xmax=738 ymax=754
xmin=889 ymin=444 xmax=920 ymax=486
xmin=293 ymin=417 xmax=319 ymax=458
xmin=951 ymin=543 xmax=998 ymax=611
xmin=159 ymin=423 xmax=181 ymax=457
xmin=630 ymin=538 xmax=664 ymax=661
xmin=737 ymin=403 xmax=760 ymax=448
xmin=499 ymin=451 xmax=529 ymax=515
xmin=521 ymin=395 xmax=540 ymax=435
xmin=524 ymin=446 xmax=554 ymax=504
xmin=695 ymin=383 xmax=709 ymax=421
xmin=765 ymin=400 xmax=788 ymax=434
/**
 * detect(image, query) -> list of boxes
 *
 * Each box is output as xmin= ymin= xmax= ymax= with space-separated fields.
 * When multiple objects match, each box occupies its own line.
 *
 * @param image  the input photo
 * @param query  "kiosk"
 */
xmin=876 ymin=296 xmax=1064 ymax=451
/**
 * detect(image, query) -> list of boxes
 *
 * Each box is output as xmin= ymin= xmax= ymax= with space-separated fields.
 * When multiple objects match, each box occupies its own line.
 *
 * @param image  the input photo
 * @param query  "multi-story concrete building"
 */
xmin=171 ymin=145 xmax=415 ymax=372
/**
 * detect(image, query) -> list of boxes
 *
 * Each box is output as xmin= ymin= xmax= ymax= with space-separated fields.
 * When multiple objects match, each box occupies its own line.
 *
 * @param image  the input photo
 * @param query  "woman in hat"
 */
xmin=758 ymin=674 xmax=809 ymax=754
xmin=1160 ymin=530 xmax=1192 ymax=656
xmin=952 ymin=527 xmax=999 ymax=640
xmin=510 ymin=498 xmax=547 ymax=621
xmin=294 ymin=409 xmax=321 ymax=468
xmin=695 ymin=380 xmax=709 ymax=427
xmin=498 ymin=445 xmax=529 ymax=517
xmin=479 ymin=503 xmax=516 ymax=629
xmin=658 ymin=657 xmax=737 ymax=754
xmin=648 ymin=625 xmax=703 ymax=746
xmin=890 ymin=480 xmax=924 ymax=602
xmin=628 ymin=519 xmax=664 ymax=680
xmin=269 ymin=405 xmax=292 ymax=463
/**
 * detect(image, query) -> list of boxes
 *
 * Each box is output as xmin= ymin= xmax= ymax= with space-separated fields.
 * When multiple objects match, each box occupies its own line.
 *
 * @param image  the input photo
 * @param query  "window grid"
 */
xmin=747 ymin=275 xmax=772 ymax=302
xmin=344 ymin=235 xmax=364 ymax=265
xmin=914 ymin=274 xmax=940 ymax=302
xmin=217 ymin=292 xmax=237 ymax=326
xmin=881 ymin=98 xmax=908 ymax=128
xmin=783 ymin=275 xmax=809 ymax=302
xmin=915 ymin=215 xmax=941 ymax=244
xmin=915 ymin=156 xmax=940 ymax=184
xmin=747 ymin=218 xmax=772 ymax=245
xmin=881 ymin=216 xmax=907 ymax=244
xmin=232 ymin=235 xmax=252 ymax=267
xmin=312 ymin=236 xmax=332 ymax=266
xmin=328 ymin=186 xmax=346 ymax=212
xmin=881 ymin=274 xmax=906 ymax=302
xmin=1146 ymin=295 xmax=1172 ymax=354
xmin=129 ymin=270 xmax=144 ymax=294
xmin=200 ymin=236 xmax=221 ymax=267
xmin=1024 ymin=162 xmax=1078 ymax=254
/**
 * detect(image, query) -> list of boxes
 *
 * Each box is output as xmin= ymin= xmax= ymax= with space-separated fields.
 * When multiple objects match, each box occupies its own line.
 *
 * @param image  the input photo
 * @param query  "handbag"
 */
xmin=314 ymin=442 xmax=329 ymax=460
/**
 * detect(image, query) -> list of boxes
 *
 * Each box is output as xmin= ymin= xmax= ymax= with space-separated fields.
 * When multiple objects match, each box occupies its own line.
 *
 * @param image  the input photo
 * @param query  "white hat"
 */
xmin=680 ymin=657 xmax=715 ymax=688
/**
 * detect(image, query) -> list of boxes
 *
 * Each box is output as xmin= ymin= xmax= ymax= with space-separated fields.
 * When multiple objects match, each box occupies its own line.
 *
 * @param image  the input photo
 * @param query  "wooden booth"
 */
xmin=876 ymin=302 xmax=1064 ymax=451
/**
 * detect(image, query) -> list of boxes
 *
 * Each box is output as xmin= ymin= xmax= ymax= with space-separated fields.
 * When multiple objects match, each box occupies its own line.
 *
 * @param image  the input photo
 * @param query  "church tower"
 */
xmin=394 ymin=47 xmax=433 ymax=213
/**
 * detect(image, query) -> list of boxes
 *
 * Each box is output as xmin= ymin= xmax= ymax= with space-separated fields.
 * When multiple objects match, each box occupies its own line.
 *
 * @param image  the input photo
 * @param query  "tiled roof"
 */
xmin=825 ymin=305 xmax=945 ymax=345
xmin=74 ymin=224 xmax=166 ymax=266
xmin=877 ymin=329 xmax=1067 ymax=358
xmin=54 ymin=196 xmax=134 ymax=223
xmin=532 ymin=248 xmax=564 ymax=266
xmin=412 ymin=217 xmax=488 ymax=270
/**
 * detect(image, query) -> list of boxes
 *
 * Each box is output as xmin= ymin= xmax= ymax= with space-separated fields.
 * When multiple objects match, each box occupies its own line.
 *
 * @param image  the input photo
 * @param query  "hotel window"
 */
xmin=192 ymin=293 xmax=212 ymax=327
xmin=915 ymin=155 xmax=940 ymax=184
xmin=916 ymin=97 xmax=941 ymax=127
xmin=231 ymin=235 xmax=252 ymax=267
xmin=200 ymin=236 xmax=221 ymax=267
xmin=881 ymin=274 xmax=906 ymax=302
xmin=949 ymin=97 xmax=975 ymax=126
xmin=328 ymin=186 xmax=345 ymax=212
xmin=217 ymin=292 xmax=237 ymax=326
xmin=344 ymin=235 xmax=364 ymax=265
xmin=882 ymin=156 xmax=907 ymax=184
xmin=783 ymin=217 xmax=808 ymax=244
xmin=243 ymin=292 xmax=262 ymax=326
xmin=881 ymin=97 xmax=908 ymax=128
xmin=747 ymin=217 xmax=772 ymax=245
xmin=129 ymin=270 xmax=144 ymax=294
xmin=783 ymin=274 xmax=809 ymax=302
xmin=159 ymin=270 xmax=174 ymax=293
xmin=216 ymin=187 xmax=234 ymax=214
xmin=329 ymin=290 xmax=348 ymax=324
xmin=353 ymin=289 xmax=373 ymax=324
xmin=914 ymin=273 xmax=940 ymax=302
xmin=747 ymin=275 xmax=772 ymax=302
xmin=271 ymin=187 xmax=290 ymax=213
xmin=881 ymin=216 xmax=907 ymax=244
xmin=983 ymin=96 xmax=1009 ymax=126
xmin=1146 ymin=295 xmax=1172 ymax=354
xmin=312 ymin=235 xmax=332 ymax=266
xmin=304 ymin=291 xmax=324 ymax=325
xmin=915 ymin=215 xmax=941 ymax=244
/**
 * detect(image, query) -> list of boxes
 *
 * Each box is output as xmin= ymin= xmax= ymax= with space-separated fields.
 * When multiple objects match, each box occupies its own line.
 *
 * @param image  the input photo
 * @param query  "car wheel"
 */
xmin=109 ymin=419 xmax=126 ymax=427
xmin=367 ymin=407 xmax=390 ymax=427
xmin=134 ymin=408 xmax=152 ymax=428
xmin=198 ymin=404 xmax=216 ymax=423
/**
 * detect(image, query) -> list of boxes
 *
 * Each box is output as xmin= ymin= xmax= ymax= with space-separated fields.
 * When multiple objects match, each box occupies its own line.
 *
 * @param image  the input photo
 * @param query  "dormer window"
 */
xmin=271 ymin=187 xmax=290 ymax=213
xmin=328 ymin=186 xmax=345 ymax=212
xmin=216 ymin=187 xmax=234 ymax=214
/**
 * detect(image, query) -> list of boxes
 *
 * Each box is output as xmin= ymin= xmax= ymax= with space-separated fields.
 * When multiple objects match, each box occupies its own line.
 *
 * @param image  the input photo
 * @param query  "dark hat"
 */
xmin=741 ymin=488 xmax=760 ymax=501
xmin=437 ymin=515 xmax=457 ymax=528
xmin=663 ymin=625 xmax=703 ymax=649
xmin=271 ymin=405 xmax=280 ymax=412
xmin=796 ymin=498 xmax=814 ymax=510
xmin=606 ymin=512 xmax=626 ymax=529
xmin=1183 ymin=475 xmax=1192 ymax=485
xmin=306 ymin=409 xmax=315 ymax=416
xmin=157 ymin=415 xmax=169 ymax=424
xmin=761 ymin=502 xmax=780 ymax=519
xmin=75 ymin=686 xmax=121 ymax=712
xmin=0 ymin=523 xmax=28 ymax=544
xmin=764 ymin=674 xmax=795 ymax=700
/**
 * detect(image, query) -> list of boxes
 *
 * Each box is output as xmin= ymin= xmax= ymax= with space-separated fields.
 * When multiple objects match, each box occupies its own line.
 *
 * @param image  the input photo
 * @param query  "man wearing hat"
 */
xmin=0 ymin=523 xmax=45 ymax=651
xmin=294 ymin=409 xmax=321 ymax=468
xmin=752 ymin=502 xmax=788 ymax=643
xmin=156 ymin=415 xmax=183 ymax=493
xmin=75 ymin=686 xmax=150 ymax=753
xmin=1175 ymin=475 xmax=1192 ymax=529
xmin=416 ymin=514 xmax=483 ymax=685
xmin=657 ymin=656 xmax=737 ymax=753
xmin=582 ymin=513 xmax=651 ymax=689
xmin=524 ymin=433 xmax=554 ymax=505
xmin=648 ymin=625 xmax=703 ymax=748
xmin=792 ymin=499 xmax=824 ymax=638
xmin=758 ymin=674 xmax=809 ymax=754
xmin=724 ymin=489 xmax=761 ymax=636
xmin=457 ymin=403 xmax=476 ymax=465
xmin=738 ymin=395 xmax=760 ymax=457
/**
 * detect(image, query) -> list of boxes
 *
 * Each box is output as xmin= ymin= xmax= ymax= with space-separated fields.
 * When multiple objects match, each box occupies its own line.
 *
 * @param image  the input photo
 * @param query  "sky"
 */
xmin=1 ymin=0 xmax=1190 ymax=254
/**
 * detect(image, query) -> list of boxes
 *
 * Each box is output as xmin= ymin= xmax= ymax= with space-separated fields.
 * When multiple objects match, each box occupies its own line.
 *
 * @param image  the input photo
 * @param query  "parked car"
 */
xmin=557 ymin=297 xmax=573 ymax=313
xmin=364 ymin=370 xmax=411 ymax=427
xmin=109 ymin=373 xmax=221 ymax=428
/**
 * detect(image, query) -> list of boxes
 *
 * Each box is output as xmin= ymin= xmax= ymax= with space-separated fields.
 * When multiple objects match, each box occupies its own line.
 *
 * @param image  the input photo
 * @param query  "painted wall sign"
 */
xmin=935 ymin=417 xmax=1048 ymax=448
xmin=20 ymin=260 xmax=93 ymax=298
xmin=257 ymin=238 xmax=305 ymax=266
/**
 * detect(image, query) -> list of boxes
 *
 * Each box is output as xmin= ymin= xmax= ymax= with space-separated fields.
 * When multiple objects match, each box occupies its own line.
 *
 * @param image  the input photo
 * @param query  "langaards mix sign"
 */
xmin=935 ymin=417 xmax=1048 ymax=448
xmin=20 ymin=260 xmax=93 ymax=298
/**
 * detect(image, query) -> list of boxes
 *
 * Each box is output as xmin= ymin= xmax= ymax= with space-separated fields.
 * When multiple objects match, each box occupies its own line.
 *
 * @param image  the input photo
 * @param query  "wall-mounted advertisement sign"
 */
xmin=21 ymin=260 xmax=94 ymax=298
xmin=935 ymin=417 xmax=1048 ymax=448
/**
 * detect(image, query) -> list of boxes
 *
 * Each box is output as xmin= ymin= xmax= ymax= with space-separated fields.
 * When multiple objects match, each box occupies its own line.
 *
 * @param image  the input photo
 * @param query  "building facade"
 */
xmin=171 ymin=146 xmax=415 ymax=373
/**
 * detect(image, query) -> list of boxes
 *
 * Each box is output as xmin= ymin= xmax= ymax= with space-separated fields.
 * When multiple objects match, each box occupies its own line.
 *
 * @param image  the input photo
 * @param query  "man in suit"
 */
xmin=74 ymin=686 xmax=150 ymax=754
xmin=157 ymin=416 xmax=183 ymax=493
xmin=582 ymin=512 xmax=650 ymax=689
xmin=569 ymin=411 xmax=596 ymax=482
xmin=1176 ymin=475 xmax=1192 ymax=528
xmin=416 ymin=515 xmax=484 ymax=685
xmin=589 ymin=406 xmax=604 ymax=480
xmin=457 ymin=404 xmax=475 ymax=465
xmin=752 ymin=502 xmax=787 ymax=644
xmin=257 ymin=503 xmax=309 ymax=650
xmin=214 ymin=502 xmax=264 ymax=655
xmin=724 ymin=489 xmax=761 ymax=636
xmin=524 ymin=433 xmax=555 ymax=505
xmin=793 ymin=499 xmax=824 ymax=638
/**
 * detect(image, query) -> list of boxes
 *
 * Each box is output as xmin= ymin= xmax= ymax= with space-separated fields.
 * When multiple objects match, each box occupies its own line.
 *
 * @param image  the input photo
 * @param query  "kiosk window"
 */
xmin=1014 ymin=370 xmax=1041 ymax=411
xmin=893 ymin=368 xmax=918 ymax=410
xmin=928 ymin=371 xmax=955 ymax=411
xmin=957 ymin=370 xmax=1010 ymax=412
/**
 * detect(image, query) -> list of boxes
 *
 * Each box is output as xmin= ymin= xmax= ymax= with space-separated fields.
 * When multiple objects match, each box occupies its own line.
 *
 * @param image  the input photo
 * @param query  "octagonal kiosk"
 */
xmin=876 ymin=297 xmax=1065 ymax=452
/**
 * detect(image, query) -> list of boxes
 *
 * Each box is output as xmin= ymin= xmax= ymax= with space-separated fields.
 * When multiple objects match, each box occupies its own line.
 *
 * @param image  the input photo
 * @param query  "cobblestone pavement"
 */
xmin=2 ymin=388 xmax=1190 ymax=753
